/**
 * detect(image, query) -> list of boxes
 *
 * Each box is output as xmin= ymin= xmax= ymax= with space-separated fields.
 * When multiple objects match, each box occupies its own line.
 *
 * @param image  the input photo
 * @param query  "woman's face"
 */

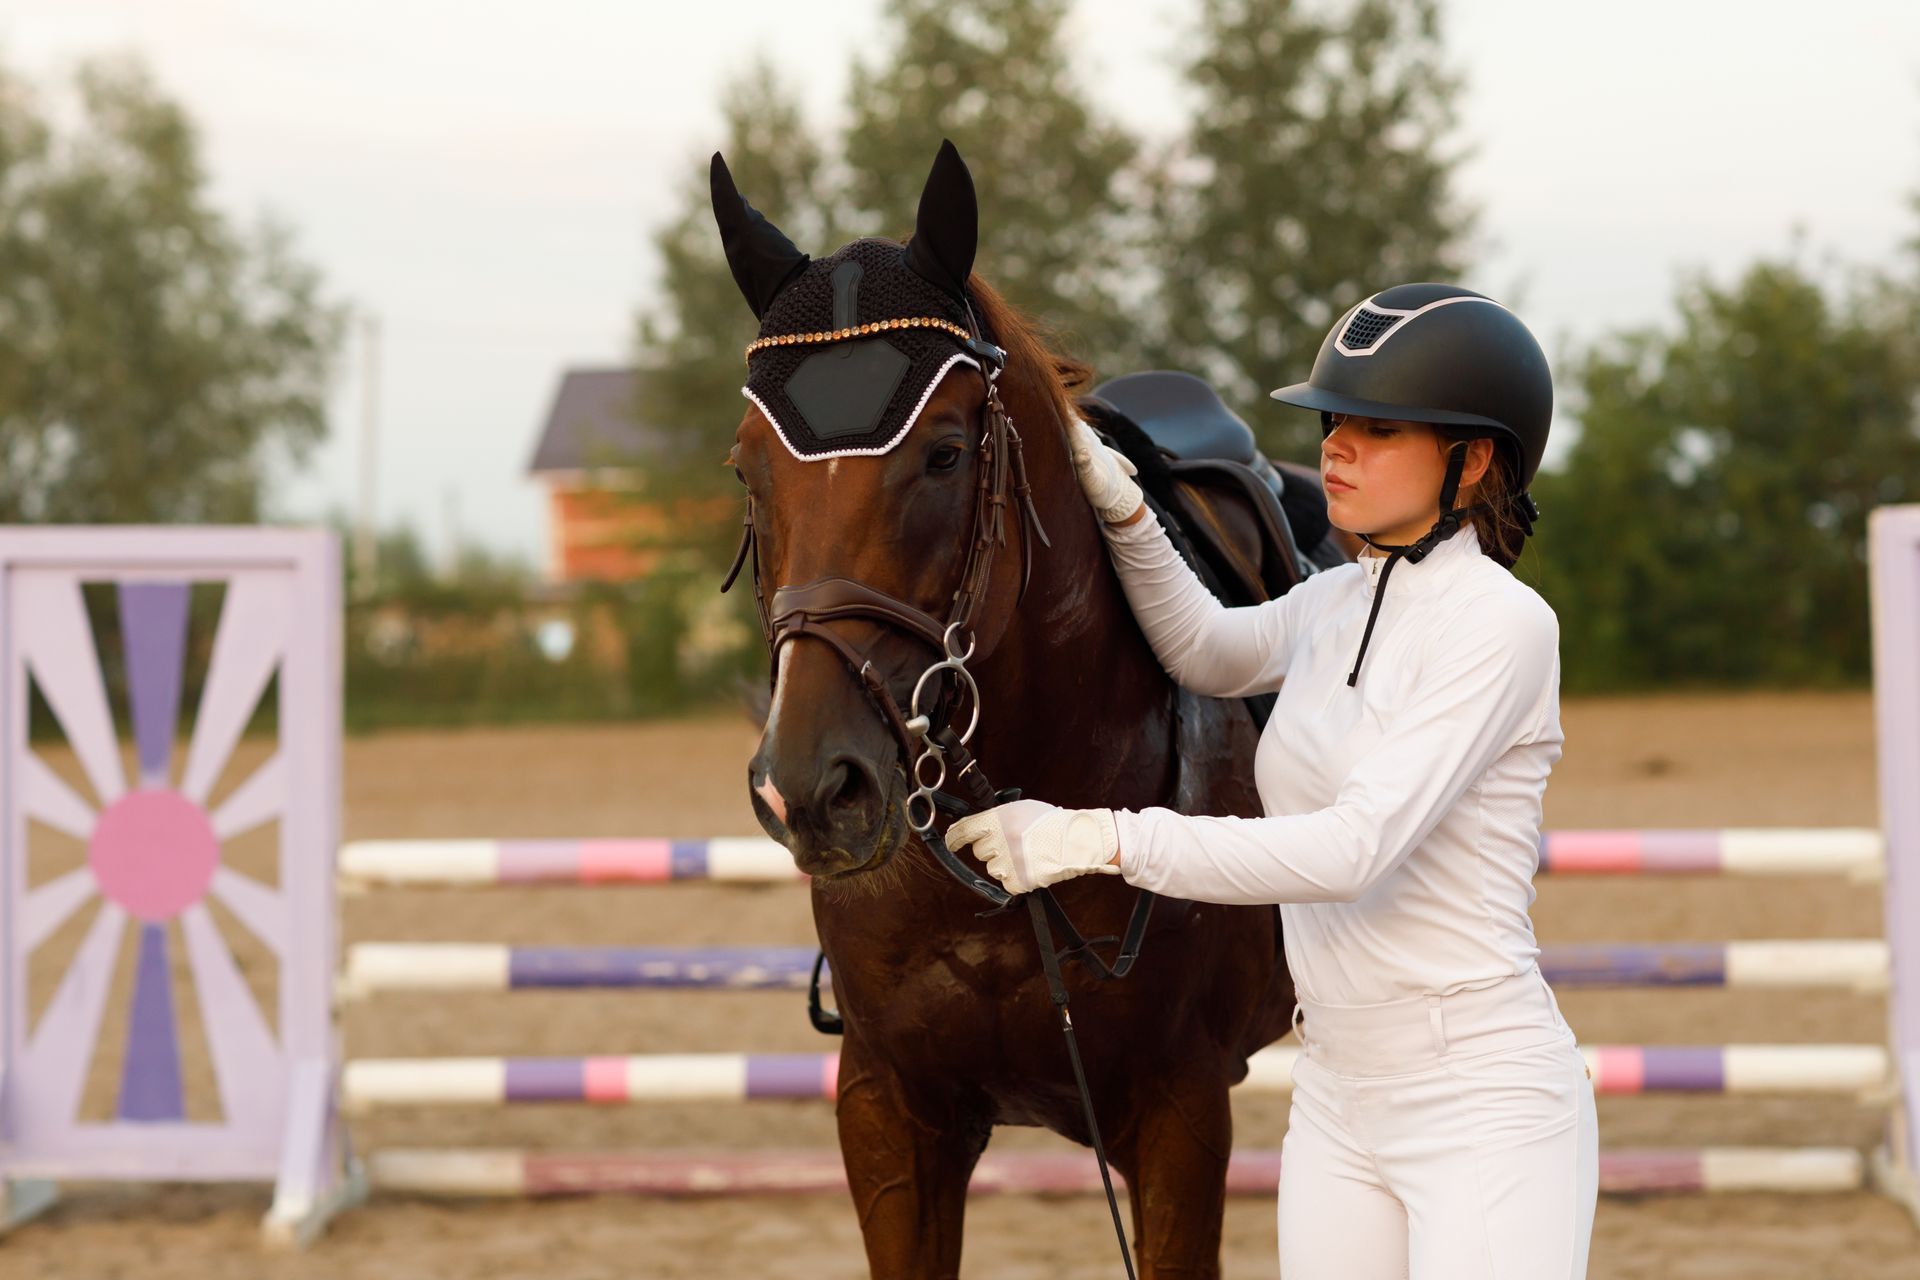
xmin=1319 ymin=414 xmax=1491 ymax=546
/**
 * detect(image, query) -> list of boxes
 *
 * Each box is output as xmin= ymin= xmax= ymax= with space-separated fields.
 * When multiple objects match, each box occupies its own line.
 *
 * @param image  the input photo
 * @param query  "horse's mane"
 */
xmin=965 ymin=274 xmax=1092 ymax=446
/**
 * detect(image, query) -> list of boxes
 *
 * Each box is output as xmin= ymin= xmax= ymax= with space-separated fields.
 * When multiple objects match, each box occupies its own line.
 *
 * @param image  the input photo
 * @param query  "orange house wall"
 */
xmin=546 ymin=485 xmax=733 ymax=583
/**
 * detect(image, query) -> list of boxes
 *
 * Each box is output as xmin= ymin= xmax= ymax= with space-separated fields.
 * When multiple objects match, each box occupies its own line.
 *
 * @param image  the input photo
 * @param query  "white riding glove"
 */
xmin=1068 ymin=417 xmax=1144 ymax=524
xmin=946 ymin=798 xmax=1123 ymax=896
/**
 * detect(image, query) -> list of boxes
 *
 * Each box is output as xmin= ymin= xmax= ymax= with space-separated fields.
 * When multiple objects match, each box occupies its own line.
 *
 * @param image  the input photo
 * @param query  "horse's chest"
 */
xmin=825 ymin=922 xmax=1042 ymax=1050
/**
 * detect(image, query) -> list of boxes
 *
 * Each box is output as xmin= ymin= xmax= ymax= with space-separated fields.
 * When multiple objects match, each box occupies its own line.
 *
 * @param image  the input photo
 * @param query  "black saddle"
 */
xmin=1077 ymin=373 xmax=1347 ymax=732
xmin=1095 ymin=371 xmax=1263 ymax=465
xmin=1086 ymin=372 xmax=1341 ymax=586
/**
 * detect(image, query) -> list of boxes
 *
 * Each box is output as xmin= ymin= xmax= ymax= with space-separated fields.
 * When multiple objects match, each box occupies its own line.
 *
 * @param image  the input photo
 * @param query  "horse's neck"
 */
xmin=967 ymin=415 xmax=1180 ymax=808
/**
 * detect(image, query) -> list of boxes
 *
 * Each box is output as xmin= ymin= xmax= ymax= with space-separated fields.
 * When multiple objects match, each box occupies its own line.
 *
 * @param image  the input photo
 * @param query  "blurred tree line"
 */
xmin=637 ymin=0 xmax=1466 ymax=532
xmin=642 ymin=0 xmax=1920 ymax=695
xmin=4 ymin=5 xmax=1918 ymax=722
xmin=338 ymin=527 xmax=757 ymax=731
xmin=1531 ymin=257 xmax=1920 ymax=688
xmin=0 ymin=57 xmax=755 ymax=730
xmin=0 ymin=58 xmax=341 ymax=524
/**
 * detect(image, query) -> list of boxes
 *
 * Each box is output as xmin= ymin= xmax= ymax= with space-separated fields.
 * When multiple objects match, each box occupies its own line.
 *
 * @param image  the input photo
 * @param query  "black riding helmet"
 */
xmin=1269 ymin=283 xmax=1553 ymax=686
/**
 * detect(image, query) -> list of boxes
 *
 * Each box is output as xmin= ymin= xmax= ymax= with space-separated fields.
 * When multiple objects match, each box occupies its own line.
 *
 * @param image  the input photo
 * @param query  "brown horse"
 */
xmin=721 ymin=145 xmax=1297 ymax=1278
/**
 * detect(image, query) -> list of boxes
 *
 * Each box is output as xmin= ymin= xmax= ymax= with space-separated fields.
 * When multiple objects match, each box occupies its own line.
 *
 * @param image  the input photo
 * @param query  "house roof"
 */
xmin=526 ymin=367 xmax=666 ymax=474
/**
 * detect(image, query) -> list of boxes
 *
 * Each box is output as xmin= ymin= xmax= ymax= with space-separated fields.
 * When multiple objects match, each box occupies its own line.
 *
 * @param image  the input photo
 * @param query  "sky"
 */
xmin=6 ymin=1 xmax=1919 ymax=572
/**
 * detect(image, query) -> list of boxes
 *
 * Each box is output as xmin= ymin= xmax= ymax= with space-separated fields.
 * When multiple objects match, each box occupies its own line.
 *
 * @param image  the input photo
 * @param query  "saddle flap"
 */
xmin=1165 ymin=459 xmax=1302 ymax=606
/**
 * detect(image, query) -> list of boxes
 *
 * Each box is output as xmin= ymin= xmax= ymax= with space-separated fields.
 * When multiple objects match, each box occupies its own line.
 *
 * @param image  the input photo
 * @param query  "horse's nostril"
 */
xmin=819 ymin=755 xmax=874 ymax=814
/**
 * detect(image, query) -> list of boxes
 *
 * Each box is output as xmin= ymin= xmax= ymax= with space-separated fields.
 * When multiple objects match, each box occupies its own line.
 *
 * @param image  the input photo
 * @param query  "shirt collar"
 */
xmin=1358 ymin=521 xmax=1482 ymax=597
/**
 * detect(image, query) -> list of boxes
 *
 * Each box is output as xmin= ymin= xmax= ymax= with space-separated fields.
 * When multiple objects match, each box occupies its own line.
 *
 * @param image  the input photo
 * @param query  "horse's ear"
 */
xmin=904 ymin=139 xmax=977 ymax=301
xmin=710 ymin=152 xmax=810 ymax=320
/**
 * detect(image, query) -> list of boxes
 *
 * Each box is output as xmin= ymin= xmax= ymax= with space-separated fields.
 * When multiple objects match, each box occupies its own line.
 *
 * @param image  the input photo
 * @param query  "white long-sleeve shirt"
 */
xmin=1103 ymin=507 xmax=1563 ymax=1005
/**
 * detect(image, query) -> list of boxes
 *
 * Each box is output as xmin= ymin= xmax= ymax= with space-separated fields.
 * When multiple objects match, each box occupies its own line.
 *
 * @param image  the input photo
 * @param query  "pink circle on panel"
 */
xmin=88 ymin=789 xmax=220 ymax=921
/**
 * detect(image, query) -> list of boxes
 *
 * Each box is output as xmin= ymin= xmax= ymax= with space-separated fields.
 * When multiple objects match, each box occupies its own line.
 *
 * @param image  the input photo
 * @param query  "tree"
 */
xmin=840 ymin=0 xmax=1141 ymax=365
xmin=0 ymin=58 xmax=342 ymax=524
xmin=1149 ymin=0 xmax=1473 ymax=460
xmin=630 ymin=62 xmax=837 ymax=573
xmin=1530 ymin=256 xmax=1920 ymax=690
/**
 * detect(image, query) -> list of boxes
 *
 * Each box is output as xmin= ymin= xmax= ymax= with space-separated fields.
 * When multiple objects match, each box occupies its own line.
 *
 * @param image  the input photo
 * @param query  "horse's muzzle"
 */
xmin=747 ymin=755 xmax=909 ymax=877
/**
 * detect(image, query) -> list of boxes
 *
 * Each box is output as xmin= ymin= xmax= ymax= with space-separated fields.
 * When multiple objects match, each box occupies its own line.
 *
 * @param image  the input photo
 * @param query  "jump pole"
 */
xmin=338 ymin=1044 xmax=1893 ymax=1111
xmin=366 ymin=1146 xmax=1866 ymax=1199
xmin=340 ymin=939 xmax=1895 ymax=997
xmin=337 ymin=828 xmax=1885 ymax=888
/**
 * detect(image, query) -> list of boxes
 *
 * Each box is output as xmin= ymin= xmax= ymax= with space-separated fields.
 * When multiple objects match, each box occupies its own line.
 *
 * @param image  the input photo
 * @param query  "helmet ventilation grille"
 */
xmin=1339 ymin=307 xmax=1397 ymax=351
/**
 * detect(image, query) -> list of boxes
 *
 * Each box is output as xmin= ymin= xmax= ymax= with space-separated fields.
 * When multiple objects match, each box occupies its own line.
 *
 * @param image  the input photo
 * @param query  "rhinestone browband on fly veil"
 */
xmin=743 ymin=316 xmax=973 ymax=365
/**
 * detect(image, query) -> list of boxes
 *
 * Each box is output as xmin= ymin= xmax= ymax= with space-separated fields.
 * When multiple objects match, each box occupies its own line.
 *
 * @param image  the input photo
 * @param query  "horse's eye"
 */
xmin=930 ymin=443 xmax=965 ymax=472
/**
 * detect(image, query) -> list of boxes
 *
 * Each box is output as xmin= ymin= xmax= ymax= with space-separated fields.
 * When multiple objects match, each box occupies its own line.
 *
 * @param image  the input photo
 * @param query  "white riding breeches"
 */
xmin=1277 ymin=968 xmax=1598 ymax=1279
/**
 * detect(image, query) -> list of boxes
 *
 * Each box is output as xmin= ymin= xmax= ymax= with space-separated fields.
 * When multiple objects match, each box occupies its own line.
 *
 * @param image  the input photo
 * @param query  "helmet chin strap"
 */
xmin=1345 ymin=442 xmax=1488 ymax=687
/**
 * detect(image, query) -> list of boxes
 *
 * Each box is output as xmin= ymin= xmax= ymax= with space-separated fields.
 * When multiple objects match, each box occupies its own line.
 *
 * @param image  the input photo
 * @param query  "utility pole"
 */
xmin=442 ymin=485 xmax=461 ymax=579
xmin=353 ymin=312 xmax=381 ymax=598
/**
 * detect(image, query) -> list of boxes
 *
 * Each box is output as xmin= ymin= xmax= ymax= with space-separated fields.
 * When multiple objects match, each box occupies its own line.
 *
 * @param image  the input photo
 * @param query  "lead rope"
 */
xmin=1028 ymin=891 xmax=1137 ymax=1280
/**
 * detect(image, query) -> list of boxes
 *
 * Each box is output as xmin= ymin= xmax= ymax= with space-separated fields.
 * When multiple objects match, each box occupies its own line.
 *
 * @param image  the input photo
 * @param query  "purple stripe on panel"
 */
xmin=119 ymin=583 xmax=191 ymax=784
xmin=1540 ymin=943 xmax=1727 ymax=987
xmin=496 ymin=841 xmax=582 ymax=883
xmin=117 ymin=923 xmax=185 ymax=1121
xmin=669 ymin=841 xmax=709 ymax=879
xmin=1638 ymin=1047 xmax=1727 ymax=1092
xmin=1637 ymin=830 xmax=1723 ymax=873
xmin=745 ymin=1054 xmax=834 ymax=1100
xmin=504 ymin=1058 xmax=588 ymax=1102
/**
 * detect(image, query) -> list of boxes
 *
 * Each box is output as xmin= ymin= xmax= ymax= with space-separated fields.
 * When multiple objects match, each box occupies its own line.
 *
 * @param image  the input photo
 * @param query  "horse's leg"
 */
xmin=1117 ymin=1066 xmax=1234 ymax=1280
xmin=835 ymin=1035 xmax=989 ymax=1280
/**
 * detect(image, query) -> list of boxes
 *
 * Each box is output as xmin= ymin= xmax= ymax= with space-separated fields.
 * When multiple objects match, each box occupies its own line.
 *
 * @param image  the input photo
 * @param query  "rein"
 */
xmin=724 ymin=324 xmax=1148 ymax=1279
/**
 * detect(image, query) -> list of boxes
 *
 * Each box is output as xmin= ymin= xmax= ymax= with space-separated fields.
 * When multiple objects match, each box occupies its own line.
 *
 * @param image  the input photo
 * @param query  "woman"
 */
xmin=948 ymin=283 xmax=1598 ymax=1278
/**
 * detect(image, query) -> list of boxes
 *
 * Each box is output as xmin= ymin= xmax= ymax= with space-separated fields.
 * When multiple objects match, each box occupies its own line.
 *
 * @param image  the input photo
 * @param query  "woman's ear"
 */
xmin=1462 ymin=438 xmax=1495 ymax=489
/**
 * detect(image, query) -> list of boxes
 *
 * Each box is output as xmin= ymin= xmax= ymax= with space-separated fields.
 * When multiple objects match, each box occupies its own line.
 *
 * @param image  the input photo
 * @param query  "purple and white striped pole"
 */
xmin=341 ymin=940 xmax=1891 ymax=998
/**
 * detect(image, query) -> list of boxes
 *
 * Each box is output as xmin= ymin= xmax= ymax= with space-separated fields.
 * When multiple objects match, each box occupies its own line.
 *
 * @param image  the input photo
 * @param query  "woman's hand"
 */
xmin=946 ymin=798 xmax=1123 ymax=895
xmin=1068 ymin=418 xmax=1145 ymax=524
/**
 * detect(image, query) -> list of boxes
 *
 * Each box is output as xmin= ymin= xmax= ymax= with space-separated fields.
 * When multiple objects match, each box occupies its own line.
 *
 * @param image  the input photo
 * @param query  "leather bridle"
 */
xmin=723 ymin=325 xmax=1056 ymax=899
